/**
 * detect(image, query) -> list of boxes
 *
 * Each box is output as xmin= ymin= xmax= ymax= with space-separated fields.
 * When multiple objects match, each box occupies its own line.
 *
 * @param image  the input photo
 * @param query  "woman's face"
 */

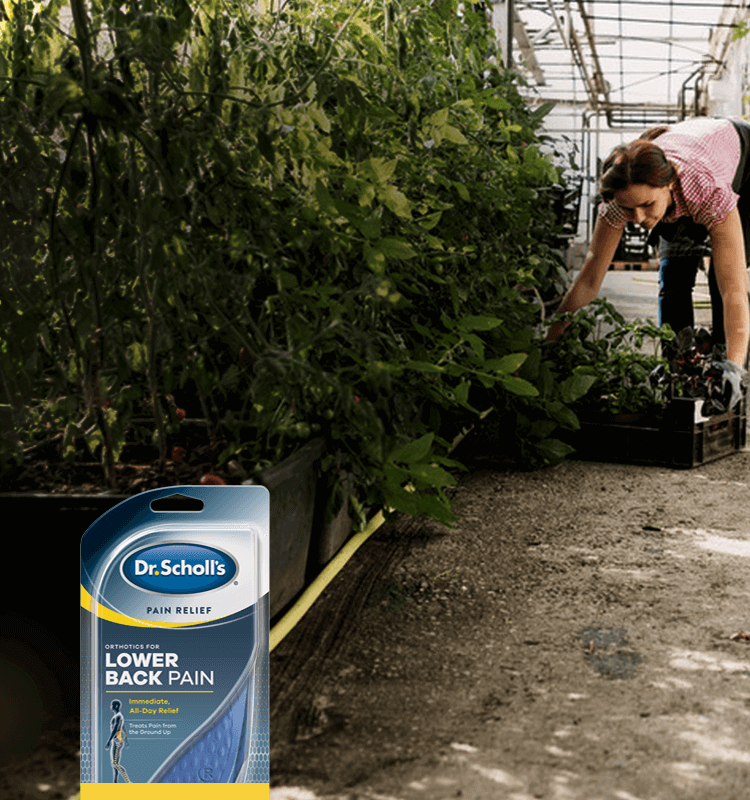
xmin=613 ymin=182 xmax=674 ymax=230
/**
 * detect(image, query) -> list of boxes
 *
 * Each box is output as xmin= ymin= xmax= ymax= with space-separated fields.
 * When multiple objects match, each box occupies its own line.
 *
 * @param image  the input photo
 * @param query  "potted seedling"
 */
xmin=549 ymin=301 xmax=746 ymax=467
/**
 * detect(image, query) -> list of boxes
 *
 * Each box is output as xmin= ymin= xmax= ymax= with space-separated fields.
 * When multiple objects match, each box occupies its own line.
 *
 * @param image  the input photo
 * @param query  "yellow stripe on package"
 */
xmin=80 ymin=486 xmax=269 ymax=796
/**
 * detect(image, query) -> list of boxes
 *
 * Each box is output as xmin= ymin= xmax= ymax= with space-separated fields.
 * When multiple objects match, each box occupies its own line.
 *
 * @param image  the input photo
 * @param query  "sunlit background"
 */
xmin=493 ymin=0 xmax=750 ymax=248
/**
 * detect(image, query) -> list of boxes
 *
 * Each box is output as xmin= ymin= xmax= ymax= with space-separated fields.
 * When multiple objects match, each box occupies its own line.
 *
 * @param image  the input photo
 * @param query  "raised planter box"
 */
xmin=256 ymin=437 xmax=326 ymax=619
xmin=311 ymin=473 xmax=353 ymax=569
xmin=2 ymin=436 xmax=330 ymax=718
xmin=4 ymin=432 xmax=331 ymax=624
xmin=572 ymin=398 xmax=747 ymax=468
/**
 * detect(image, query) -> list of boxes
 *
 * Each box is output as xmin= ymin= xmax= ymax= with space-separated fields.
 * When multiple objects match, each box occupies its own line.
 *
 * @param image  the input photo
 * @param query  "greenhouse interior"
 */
xmin=500 ymin=0 xmax=750 ymax=249
xmin=3 ymin=1 xmax=750 ymax=799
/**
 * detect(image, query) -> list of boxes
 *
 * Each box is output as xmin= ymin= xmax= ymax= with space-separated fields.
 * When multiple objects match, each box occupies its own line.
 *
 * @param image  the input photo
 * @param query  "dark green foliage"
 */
xmin=0 ymin=0 xmax=572 ymax=524
xmin=546 ymin=299 xmax=674 ymax=418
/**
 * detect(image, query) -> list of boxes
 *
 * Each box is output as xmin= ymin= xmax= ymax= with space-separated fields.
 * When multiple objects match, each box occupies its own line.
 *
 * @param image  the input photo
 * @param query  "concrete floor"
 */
xmin=269 ymin=263 xmax=750 ymax=800
xmin=597 ymin=266 xmax=713 ymax=330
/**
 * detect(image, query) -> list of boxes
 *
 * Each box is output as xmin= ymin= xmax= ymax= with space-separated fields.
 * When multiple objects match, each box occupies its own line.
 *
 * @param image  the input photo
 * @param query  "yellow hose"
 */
xmin=269 ymin=509 xmax=385 ymax=652
xmin=268 ymin=426 xmax=477 ymax=652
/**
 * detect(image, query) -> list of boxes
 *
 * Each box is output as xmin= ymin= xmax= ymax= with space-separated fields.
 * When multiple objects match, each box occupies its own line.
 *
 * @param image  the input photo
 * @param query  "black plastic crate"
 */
xmin=573 ymin=398 xmax=747 ymax=468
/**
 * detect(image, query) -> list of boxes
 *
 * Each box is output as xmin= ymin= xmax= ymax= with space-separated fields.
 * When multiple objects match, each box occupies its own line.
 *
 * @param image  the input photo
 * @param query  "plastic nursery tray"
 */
xmin=573 ymin=397 xmax=747 ymax=469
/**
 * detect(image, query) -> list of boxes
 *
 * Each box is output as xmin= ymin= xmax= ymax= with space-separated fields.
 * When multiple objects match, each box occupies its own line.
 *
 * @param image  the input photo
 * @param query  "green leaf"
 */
xmin=389 ymin=432 xmax=434 ymax=464
xmin=333 ymin=197 xmax=363 ymax=223
xmin=419 ymin=211 xmax=443 ymax=231
xmin=384 ymin=485 xmax=421 ymax=517
xmin=559 ymin=372 xmax=596 ymax=403
xmin=360 ymin=157 xmax=397 ymax=183
xmin=381 ymin=185 xmax=412 ymax=219
xmin=377 ymin=237 xmax=417 ymax=260
xmin=44 ymin=72 xmax=84 ymax=114
xmin=85 ymin=427 xmax=103 ymax=459
xmin=308 ymin=105 xmax=331 ymax=132
xmin=454 ymin=380 xmax=469 ymax=405
xmin=415 ymin=494 xmax=459 ymax=526
xmin=126 ymin=342 xmax=148 ymax=373
xmin=315 ymin=179 xmax=339 ymax=217
xmin=257 ymin=128 xmax=275 ymax=164
xmin=517 ymin=348 xmax=541 ymax=380
xmin=500 ymin=375 xmax=539 ymax=397
xmin=443 ymin=125 xmax=468 ymax=145
xmin=427 ymin=108 xmax=450 ymax=127
xmin=405 ymin=360 xmax=444 ymax=374
xmin=357 ymin=213 xmax=382 ymax=239
xmin=409 ymin=463 xmax=457 ymax=487
xmin=453 ymin=180 xmax=470 ymax=201
xmin=530 ymin=419 xmax=557 ymax=439
xmin=364 ymin=242 xmax=386 ymax=274
xmin=491 ymin=353 xmax=528 ymax=375
xmin=530 ymin=101 xmax=556 ymax=123
xmin=62 ymin=421 xmax=81 ymax=463
xmin=463 ymin=332 xmax=485 ymax=360
xmin=483 ymin=94 xmax=511 ymax=111
xmin=458 ymin=315 xmax=503 ymax=332
xmin=548 ymin=401 xmax=580 ymax=430
xmin=534 ymin=438 xmax=575 ymax=464
xmin=359 ymin=183 xmax=376 ymax=206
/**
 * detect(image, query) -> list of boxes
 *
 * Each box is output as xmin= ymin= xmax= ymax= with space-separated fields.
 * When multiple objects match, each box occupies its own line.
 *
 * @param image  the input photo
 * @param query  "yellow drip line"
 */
xmin=267 ymin=427 xmax=476 ymax=652
xmin=269 ymin=509 xmax=385 ymax=652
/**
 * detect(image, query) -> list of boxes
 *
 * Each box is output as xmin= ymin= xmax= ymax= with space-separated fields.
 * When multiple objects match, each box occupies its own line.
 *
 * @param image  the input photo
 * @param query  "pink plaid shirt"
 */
xmin=599 ymin=117 xmax=741 ymax=232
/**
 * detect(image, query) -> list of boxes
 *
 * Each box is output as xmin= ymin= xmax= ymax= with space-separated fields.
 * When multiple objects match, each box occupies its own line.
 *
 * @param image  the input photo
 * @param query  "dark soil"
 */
xmin=1 ymin=439 xmax=241 ymax=495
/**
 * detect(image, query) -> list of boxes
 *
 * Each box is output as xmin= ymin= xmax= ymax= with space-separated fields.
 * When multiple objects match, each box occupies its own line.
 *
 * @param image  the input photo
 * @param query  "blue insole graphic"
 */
xmin=158 ymin=686 xmax=249 ymax=783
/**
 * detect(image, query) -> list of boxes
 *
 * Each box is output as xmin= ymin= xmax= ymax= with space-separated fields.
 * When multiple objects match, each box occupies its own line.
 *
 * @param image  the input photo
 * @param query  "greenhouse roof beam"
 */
xmin=514 ymin=7 xmax=547 ymax=84
xmin=567 ymin=18 xmax=602 ymax=108
xmin=575 ymin=0 xmax=611 ymax=100
xmin=510 ymin=0 xmax=741 ymax=129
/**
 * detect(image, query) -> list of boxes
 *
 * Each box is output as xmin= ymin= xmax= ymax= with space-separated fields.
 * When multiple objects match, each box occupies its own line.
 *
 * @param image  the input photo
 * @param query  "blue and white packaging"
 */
xmin=80 ymin=486 xmax=269 ymax=797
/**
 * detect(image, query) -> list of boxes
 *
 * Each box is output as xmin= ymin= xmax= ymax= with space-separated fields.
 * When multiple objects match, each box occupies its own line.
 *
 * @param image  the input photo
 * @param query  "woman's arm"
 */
xmin=547 ymin=216 xmax=623 ymax=340
xmin=709 ymin=206 xmax=750 ymax=367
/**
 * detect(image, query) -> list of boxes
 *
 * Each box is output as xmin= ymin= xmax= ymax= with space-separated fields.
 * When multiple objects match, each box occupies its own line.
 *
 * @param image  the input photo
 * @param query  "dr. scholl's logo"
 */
xmin=121 ymin=543 xmax=238 ymax=595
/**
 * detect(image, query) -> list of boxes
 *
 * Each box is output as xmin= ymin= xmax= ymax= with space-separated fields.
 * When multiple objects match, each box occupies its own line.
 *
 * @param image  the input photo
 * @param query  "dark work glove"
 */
xmin=649 ymin=363 xmax=667 ymax=388
xmin=705 ymin=360 xmax=748 ymax=414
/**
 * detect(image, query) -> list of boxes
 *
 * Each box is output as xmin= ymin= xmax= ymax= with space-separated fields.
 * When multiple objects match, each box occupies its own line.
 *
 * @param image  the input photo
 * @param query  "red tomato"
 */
xmin=200 ymin=474 xmax=226 ymax=485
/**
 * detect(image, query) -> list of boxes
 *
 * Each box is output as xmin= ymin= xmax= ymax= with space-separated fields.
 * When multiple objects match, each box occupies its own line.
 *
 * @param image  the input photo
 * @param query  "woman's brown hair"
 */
xmin=599 ymin=128 xmax=677 ymax=201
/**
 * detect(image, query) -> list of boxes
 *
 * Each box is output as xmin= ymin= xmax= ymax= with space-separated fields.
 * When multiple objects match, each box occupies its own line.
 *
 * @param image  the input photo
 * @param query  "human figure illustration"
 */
xmin=104 ymin=699 xmax=130 ymax=782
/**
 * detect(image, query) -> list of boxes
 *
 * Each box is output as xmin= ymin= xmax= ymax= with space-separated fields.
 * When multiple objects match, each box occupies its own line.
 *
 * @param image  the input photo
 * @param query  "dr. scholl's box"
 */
xmin=80 ymin=486 xmax=269 ymax=797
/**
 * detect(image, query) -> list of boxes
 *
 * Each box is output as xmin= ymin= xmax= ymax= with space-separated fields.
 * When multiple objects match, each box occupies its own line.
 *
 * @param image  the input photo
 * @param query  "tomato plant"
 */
xmin=0 ymin=0 xmax=574 ymax=524
xmin=546 ymin=299 xmax=674 ymax=419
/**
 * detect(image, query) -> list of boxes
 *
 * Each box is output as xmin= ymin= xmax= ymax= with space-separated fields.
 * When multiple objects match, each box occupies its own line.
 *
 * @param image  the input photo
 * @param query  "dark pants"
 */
xmin=657 ymin=251 xmax=723 ymax=342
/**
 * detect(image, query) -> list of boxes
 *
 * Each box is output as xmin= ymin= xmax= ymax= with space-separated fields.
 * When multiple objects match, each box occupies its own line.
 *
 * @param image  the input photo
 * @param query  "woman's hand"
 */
xmin=547 ymin=218 xmax=623 ymax=339
xmin=545 ymin=319 xmax=568 ymax=342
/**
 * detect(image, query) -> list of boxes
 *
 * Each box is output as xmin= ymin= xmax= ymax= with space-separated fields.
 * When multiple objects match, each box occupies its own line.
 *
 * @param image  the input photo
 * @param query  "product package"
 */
xmin=80 ymin=486 xmax=269 ymax=797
